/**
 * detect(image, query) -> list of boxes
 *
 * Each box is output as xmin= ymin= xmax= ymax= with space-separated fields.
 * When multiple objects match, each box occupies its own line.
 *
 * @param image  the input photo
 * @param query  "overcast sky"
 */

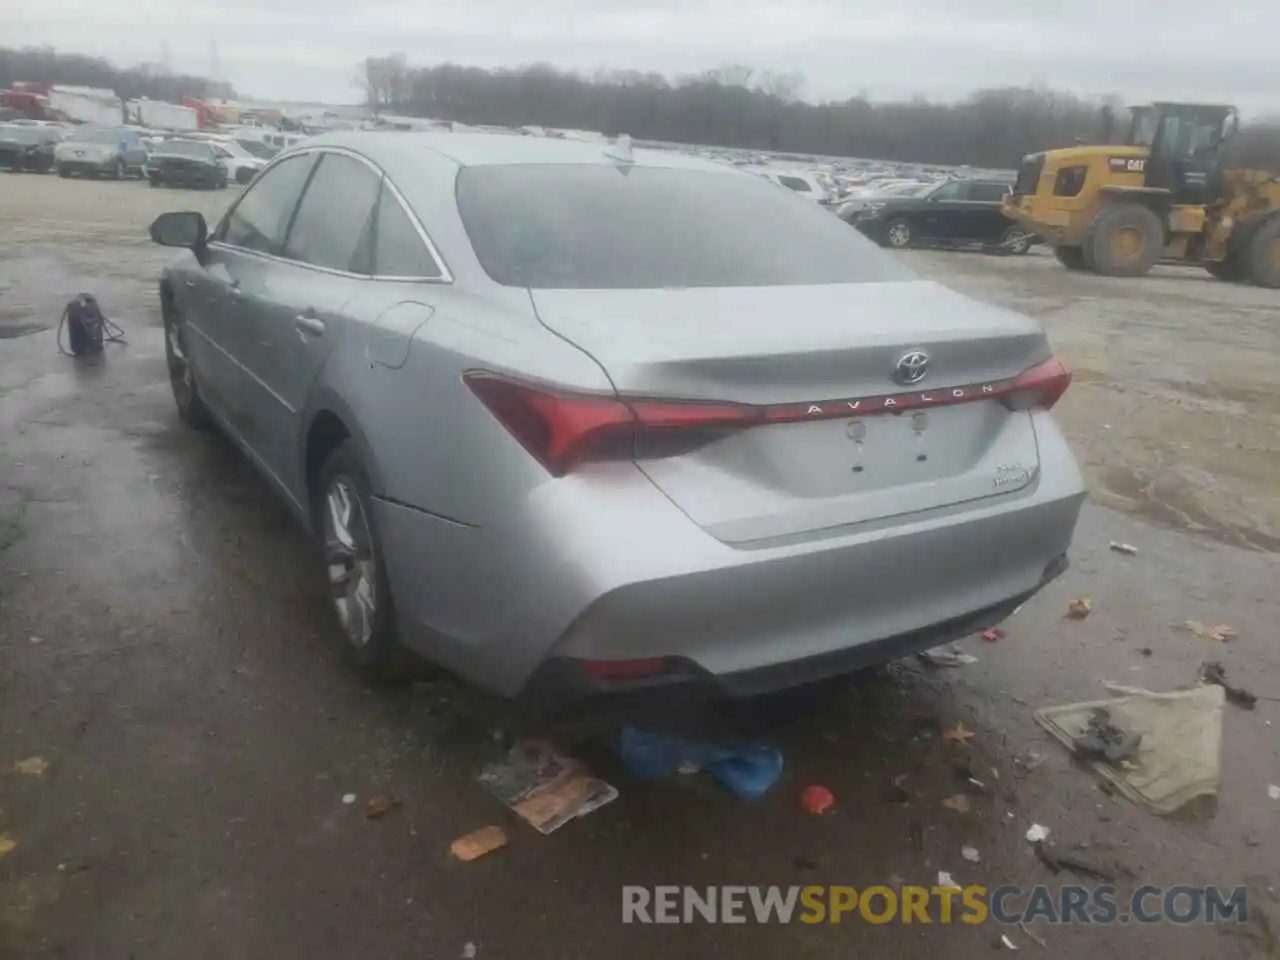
xmin=11 ymin=0 xmax=1280 ymax=116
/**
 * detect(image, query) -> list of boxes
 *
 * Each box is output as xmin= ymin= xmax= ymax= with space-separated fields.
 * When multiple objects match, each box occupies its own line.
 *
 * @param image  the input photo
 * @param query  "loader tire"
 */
xmin=1054 ymin=246 xmax=1089 ymax=271
xmin=1085 ymin=204 xmax=1163 ymax=278
xmin=1204 ymin=254 xmax=1246 ymax=282
xmin=1245 ymin=217 xmax=1280 ymax=289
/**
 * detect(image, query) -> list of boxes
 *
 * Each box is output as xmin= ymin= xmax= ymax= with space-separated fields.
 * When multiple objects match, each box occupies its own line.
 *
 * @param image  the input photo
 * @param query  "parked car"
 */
xmin=835 ymin=181 xmax=928 ymax=221
xmin=752 ymin=169 xmax=831 ymax=204
xmin=148 ymin=133 xmax=1083 ymax=710
xmin=146 ymin=139 xmax=228 ymax=189
xmin=54 ymin=126 xmax=148 ymax=179
xmin=0 ymin=123 xmax=61 ymax=172
xmin=208 ymin=139 xmax=267 ymax=184
xmin=853 ymin=178 xmax=1038 ymax=253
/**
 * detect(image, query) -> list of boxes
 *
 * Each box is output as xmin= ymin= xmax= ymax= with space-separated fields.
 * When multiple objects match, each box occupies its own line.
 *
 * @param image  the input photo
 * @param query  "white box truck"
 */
xmin=133 ymin=100 xmax=199 ymax=132
xmin=48 ymin=86 xmax=123 ymax=126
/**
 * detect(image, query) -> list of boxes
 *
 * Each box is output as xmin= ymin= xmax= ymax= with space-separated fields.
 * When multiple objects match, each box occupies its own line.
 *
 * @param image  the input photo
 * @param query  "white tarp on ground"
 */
xmin=1035 ymin=683 xmax=1224 ymax=815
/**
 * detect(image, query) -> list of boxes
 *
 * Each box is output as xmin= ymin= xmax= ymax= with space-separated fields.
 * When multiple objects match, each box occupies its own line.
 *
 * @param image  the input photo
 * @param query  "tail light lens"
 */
xmin=466 ymin=357 xmax=1071 ymax=476
xmin=1000 ymin=357 xmax=1072 ymax=411
xmin=463 ymin=372 xmax=757 ymax=477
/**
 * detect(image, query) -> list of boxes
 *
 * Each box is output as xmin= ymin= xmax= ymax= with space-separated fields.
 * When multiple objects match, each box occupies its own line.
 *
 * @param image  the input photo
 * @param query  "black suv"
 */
xmin=851 ymin=179 xmax=1036 ymax=253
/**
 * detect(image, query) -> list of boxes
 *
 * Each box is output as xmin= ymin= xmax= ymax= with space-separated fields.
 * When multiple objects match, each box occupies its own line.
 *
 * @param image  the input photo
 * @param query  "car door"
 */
xmin=250 ymin=150 xmax=383 ymax=497
xmin=195 ymin=152 xmax=318 ymax=451
xmin=964 ymin=182 xmax=1014 ymax=241
xmin=918 ymin=180 xmax=969 ymax=240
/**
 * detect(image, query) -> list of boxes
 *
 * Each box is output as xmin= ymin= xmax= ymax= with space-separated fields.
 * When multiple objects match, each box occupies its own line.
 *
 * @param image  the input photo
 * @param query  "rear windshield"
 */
xmin=456 ymin=164 xmax=915 ymax=289
xmin=69 ymin=128 xmax=124 ymax=144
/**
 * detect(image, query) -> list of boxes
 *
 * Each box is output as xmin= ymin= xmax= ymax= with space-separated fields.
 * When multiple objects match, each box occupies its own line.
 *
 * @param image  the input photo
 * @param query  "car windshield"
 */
xmin=159 ymin=141 xmax=213 ymax=158
xmin=0 ymin=126 xmax=42 ymax=144
xmin=456 ymin=164 xmax=916 ymax=289
xmin=215 ymin=141 xmax=252 ymax=158
xmin=884 ymin=182 xmax=928 ymax=196
xmin=236 ymin=139 xmax=275 ymax=158
xmin=69 ymin=128 xmax=125 ymax=144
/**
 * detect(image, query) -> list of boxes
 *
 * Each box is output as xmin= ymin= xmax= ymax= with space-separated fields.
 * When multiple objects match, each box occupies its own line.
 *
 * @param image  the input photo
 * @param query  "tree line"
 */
xmin=0 ymin=45 xmax=233 ymax=106
xmin=359 ymin=57 xmax=1280 ymax=170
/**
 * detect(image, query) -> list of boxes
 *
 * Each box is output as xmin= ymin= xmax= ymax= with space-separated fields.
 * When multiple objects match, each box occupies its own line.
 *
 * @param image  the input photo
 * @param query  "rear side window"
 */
xmin=283 ymin=153 xmax=381 ymax=272
xmin=219 ymin=153 xmax=316 ymax=254
xmin=374 ymin=187 xmax=441 ymax=278
xmin=968 ymin=182 xmax=1011 ymax=202
xmin=457 ymin=164 xmax=915 ymax=289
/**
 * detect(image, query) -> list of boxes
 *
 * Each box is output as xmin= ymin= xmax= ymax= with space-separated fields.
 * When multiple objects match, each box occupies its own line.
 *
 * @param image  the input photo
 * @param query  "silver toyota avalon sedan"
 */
xmin=149 ymin=132 xmax=1085 ymax=711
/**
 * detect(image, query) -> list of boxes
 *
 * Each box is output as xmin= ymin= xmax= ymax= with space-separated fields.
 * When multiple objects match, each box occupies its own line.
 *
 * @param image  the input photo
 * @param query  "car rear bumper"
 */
xmin=376 ymin=411 xmax=1085 ymax=709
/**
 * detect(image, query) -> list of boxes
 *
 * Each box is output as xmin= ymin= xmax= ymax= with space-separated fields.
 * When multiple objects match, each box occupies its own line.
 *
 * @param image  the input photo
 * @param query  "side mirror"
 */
xmin=150 ymin=211 xmax=208 ymax=249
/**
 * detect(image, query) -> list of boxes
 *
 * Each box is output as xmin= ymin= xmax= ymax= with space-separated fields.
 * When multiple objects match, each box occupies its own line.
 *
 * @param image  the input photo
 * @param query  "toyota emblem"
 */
xmin=893 ymin=350 xmax=930 ymax=385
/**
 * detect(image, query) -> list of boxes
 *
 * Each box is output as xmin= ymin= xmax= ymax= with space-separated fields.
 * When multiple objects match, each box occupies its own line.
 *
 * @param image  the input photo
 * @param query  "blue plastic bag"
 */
xmin=617 ymin=726 xmax=784 ymax=799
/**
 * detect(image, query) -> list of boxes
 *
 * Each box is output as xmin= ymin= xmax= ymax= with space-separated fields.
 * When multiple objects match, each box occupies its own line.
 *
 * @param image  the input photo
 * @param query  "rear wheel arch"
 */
xmin=302 ymin=398 xmax=386 ymax=526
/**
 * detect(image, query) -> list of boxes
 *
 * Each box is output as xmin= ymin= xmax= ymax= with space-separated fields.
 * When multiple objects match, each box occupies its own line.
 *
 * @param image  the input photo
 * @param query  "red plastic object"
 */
xmin=800 ymin=784 xmax=835 ymax=814
xmin=980 ymin=628 xmax=1005 ymax=643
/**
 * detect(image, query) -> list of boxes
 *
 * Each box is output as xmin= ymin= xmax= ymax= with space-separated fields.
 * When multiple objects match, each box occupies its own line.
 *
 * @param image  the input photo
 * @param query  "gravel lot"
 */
xmin=1 ymin=175 xmax=1277 ymax=959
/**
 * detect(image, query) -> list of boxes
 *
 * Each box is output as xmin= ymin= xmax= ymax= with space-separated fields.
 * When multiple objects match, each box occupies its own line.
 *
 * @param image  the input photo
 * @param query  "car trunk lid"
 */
xmin=529 ymin=281 xmax=1058 ymax=544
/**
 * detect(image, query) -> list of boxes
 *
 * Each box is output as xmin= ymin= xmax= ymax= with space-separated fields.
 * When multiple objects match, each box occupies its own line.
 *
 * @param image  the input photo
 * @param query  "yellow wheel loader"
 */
xmin=1001 ymin=102 xmax=1280 ymax=286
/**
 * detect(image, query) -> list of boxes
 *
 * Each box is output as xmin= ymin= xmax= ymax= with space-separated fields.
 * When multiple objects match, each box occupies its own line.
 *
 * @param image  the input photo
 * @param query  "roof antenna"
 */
xmin=604 ymin=133 xmax=634 ymax=164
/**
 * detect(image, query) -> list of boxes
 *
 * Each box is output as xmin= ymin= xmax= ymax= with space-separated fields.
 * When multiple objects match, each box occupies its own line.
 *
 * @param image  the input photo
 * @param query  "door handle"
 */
xmin=295 ymin=314 xmax=325 ymax=336
xmin=184 ymin=278 xmax=197 ymax=288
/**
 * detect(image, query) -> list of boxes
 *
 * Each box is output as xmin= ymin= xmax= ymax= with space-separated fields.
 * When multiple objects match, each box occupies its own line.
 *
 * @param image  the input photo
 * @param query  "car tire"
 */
xmin=57 ymin=165 xmax=70 ymax=178
xmin=162 ymin=289 xmax=213 ymax=430
xmin=111 ymin=158 xmax=124 ymax=180
xmin=883 ymin=218 xmax=914 ymax=249
xmin=1000 ymin=227 xmax=1034 ymax=255
xmin=1084 ymin=203 xmax=1164 ymax=277
xmin=315 ymin=442 xmax=417 ymax=681
xmin=1244 ymin=216 xmax=1280 ymax=289
xmin=1054 ymin=246 xmax=1089 ymax=271
xmin=149 ymin=176 xmax=162 ymax=188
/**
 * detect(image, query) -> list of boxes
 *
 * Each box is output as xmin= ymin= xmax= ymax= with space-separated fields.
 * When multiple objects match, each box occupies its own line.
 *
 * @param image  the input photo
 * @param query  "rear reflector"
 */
xmin=464 ymin=358 xmax=1071 ymax=476
xmin=581 ymin=658 xmax=669 ymax=680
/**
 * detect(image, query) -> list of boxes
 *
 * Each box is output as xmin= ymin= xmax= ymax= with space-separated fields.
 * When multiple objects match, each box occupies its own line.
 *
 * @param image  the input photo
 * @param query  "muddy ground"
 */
xmin=1 ymin=175 xmax=1277 ymax=959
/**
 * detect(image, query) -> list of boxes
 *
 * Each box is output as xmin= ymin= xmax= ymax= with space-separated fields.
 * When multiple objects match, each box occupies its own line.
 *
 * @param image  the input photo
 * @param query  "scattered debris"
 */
xmin=450 ymin=826 xmax=508 ymax=862
xmin=980 ymin=627 xmax=1004 ymax=643
xmin=1269 ymin=785 xmax=1280 ymax=801
xmin=919 ymin=645 xmax=978 ymax=667
xmin=341 ymin=793 xmax=356 ymax=805
xmin=1108 ymin=542 xmax=1139 ymax=556
xmin=461 ymin=943 xmax=478 ymax=960
xmin=961 ymin=845 xmax=981 ymax=862
xmin=942 ymin=721 xmax=976 ymax=746
xmin=1035 ymin=683 xmax=1224 ymax=815
xmin=907 ymin=820 xmax=924 ymax=850
xmin=942 ymin=794 xmax=971 ymax=813
xmin=29 ymin=636 xmax=44 ymax=645
xmin=480 ymin=739 xmax=617 ymax=834
xmin=1139 ymin=647 xmax=1153 ymax=657
xmin=1074 ymin=708 xmax=1142 ymax=764
xmin=800 ymin=785 xmax=835 ymax=814
xmin=56 ymin=858 xmax=92 ymax=876
xmin=364 ymin=795 xmax=401 ymax=819
xmin=1032 ymin=841 xmax=1116 ymax=881
xmin=618 ymin=727 xmax=783 ymax=799
xmin=1198 ymin=662 xmax=1257 ymax=709
xmin=1184 ymin=620 xmax=1237 ymax=643
xmin=1000 ymin=933 xmax=1019 ymax=950
xmin=0 ymin=834 xmax=15 ymax=857
xmin=1019 ymin=922 xmax=1048 ymax=948
xmin=937 ymin=870 xmax=958 ymax=889
xmin=885 ymin=774 xmax=910 ymax=803
xmin=1015 ymin=752 xmax=1045 ymax=773
xmin=1026 ymin=824 xmax=1050 ymax=843
xmin=1066 ymin=598 xmax=1093 ymax=620
xmin=14 ymin=757 xmax=48 ymax=776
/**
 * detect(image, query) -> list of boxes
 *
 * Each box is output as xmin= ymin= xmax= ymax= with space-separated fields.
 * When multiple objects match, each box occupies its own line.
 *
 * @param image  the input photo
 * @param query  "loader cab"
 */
xmin=1133 ymin=102 xmax=1238 ymax=206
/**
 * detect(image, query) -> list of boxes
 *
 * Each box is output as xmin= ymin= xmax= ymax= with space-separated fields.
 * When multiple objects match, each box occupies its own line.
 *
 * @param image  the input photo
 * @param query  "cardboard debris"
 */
xmin=1066 ymin=598 xmax=1093 ymax=620
xmin=1184 ymin=621 xmax=1237 ymax=643
xmin=478 ymin=739 xmax=617 ymax=835
xmin=450 ymin=825 xmax=508 ymax=862
xmin=1034 ymin=683 xmax=1224 ymax=815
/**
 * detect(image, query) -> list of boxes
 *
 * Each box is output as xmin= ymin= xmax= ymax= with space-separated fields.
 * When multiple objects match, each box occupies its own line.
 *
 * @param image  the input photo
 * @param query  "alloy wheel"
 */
xmin=887 ymin=222 xmax=911 ymax=247
xmin=324 ymin=477 xmax=377 ymax=648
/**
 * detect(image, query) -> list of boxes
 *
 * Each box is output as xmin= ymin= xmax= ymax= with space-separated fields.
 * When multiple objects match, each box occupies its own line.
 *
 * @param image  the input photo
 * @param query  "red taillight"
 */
xmin=463 ymin=372 xmax=756 ymax=477
xmin=1001 ymin=356 xmax=1072 ymax=411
